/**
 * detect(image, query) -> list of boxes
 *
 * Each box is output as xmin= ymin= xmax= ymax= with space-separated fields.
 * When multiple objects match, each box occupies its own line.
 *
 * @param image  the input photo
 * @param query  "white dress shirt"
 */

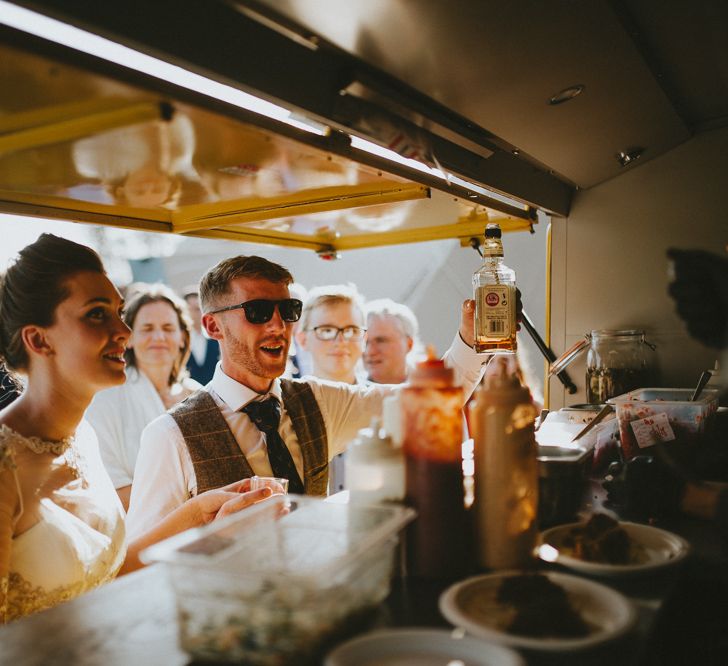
xmin=126 ymin=333 xmax=487 ymax=538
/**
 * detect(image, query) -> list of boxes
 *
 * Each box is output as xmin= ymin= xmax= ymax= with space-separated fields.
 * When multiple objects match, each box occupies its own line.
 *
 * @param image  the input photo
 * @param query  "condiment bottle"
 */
xmin=345 ymin=418 xmax=405 ymax=505
xmin=470 ymin=356 xmax=539 ymax=570
xmin=401 ymin=348 xmax=467 ymax=578
xmin=473 ymin=223 xmax=517 ymax=353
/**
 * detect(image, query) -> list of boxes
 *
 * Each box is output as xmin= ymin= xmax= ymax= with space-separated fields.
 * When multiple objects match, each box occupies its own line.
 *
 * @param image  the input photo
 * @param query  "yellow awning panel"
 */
xmin=0 ymin=42 xmax=534 ymax=252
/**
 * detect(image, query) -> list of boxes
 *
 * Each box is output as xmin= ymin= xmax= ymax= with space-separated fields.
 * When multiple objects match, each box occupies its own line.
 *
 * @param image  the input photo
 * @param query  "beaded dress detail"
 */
xmin=0 ymin=422 xmax=126 ymax=623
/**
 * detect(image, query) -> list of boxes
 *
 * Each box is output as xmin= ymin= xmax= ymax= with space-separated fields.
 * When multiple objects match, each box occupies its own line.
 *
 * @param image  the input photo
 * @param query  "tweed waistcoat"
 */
xmin=169 ymin=380 xmax=328 ymax=495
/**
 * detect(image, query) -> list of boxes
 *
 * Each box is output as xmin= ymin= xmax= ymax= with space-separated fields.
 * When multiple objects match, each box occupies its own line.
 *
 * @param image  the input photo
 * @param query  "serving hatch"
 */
xmin=141 ymin=495 xmax=415 ymax=665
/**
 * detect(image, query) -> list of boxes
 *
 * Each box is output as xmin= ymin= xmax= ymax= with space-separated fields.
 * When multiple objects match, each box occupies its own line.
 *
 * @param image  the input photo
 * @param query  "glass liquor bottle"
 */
xmin=473 ymin=223 xmax=517 ymax=353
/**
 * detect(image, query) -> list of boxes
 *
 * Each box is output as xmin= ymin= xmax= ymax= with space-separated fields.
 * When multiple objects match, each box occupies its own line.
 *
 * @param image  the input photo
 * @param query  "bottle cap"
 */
xmin=484 ymin=223 xmax=502 ymax=239
xmin=348 ymin=417 xmax=394 ymax=460
xmin=408 ymin=345 xmax=455 ymax=387
xmin=382 ymin=394 xmax=403 ymax=448
xmin=484 ymin=354 xmax=521 ymax=390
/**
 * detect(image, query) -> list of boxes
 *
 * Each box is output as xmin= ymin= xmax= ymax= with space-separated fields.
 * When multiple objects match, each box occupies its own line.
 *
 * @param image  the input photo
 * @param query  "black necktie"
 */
xmin=242 ymin=397 xmax=305 ymax=494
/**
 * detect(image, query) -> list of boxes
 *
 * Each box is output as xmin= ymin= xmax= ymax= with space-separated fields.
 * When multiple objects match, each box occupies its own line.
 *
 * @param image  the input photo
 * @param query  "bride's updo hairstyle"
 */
xmin=0 ymin=233 xmax=105 ymax=372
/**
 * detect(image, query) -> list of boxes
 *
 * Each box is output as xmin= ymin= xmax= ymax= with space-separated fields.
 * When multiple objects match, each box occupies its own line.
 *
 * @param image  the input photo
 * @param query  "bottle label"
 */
xmin=478 ymin=285 xmax=512 ymax=337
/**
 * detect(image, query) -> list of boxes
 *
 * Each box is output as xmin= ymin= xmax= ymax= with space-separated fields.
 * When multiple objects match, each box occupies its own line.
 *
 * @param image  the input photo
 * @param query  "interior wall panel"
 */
xmin=549 ymin=127 xmax=728 ymax=408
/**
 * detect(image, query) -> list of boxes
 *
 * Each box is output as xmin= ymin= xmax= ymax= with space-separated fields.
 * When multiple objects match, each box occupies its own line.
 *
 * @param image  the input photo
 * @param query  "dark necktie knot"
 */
xmin=242 ymin=397 xmax=281 ymax=435
xmin=241 ymin=396 xmax=305 ymax=494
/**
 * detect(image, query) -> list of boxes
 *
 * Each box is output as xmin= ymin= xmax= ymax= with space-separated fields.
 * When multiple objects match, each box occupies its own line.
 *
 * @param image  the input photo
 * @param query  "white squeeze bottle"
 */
xmin=345 ymin=418 xmax=404 ymax=505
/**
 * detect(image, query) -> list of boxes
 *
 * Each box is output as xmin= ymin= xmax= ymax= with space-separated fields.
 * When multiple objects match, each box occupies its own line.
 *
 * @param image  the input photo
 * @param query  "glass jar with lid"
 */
xmin=586 ymin=330 xmax=656 ymax=402
xmin=550 ymin=329 xmax=656 ymax=403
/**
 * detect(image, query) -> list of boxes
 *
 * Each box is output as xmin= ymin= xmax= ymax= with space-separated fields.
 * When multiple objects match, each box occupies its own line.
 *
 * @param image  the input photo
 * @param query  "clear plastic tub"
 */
xmin=608 ymin=388 xmax=720 ymax=460
xmin=141 ymin=496 xmax=415 ymax=665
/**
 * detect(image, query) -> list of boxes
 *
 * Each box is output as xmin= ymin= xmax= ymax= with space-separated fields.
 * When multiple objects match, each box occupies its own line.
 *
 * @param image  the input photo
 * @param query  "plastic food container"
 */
xmin=608 ymin=388 xmax=720 ymax=460
xmin=141 ymin=496 xmax=415 ymax=665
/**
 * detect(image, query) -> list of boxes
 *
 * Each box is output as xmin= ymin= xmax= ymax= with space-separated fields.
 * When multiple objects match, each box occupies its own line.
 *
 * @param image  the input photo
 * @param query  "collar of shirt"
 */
xmin=209 ymin=363 xmax=282 ymax=412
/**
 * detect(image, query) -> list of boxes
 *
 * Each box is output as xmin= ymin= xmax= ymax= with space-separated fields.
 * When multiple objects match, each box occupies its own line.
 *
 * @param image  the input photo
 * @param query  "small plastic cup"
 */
xmin=250 ymin=475 xmax=289 ymax=495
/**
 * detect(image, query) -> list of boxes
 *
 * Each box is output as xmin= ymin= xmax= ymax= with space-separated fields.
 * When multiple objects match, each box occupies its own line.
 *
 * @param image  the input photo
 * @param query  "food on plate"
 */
xmin=561 ymin=513 xmax=644 ymax=564
xmin=496 ymin=574 xmax=590 ymax=638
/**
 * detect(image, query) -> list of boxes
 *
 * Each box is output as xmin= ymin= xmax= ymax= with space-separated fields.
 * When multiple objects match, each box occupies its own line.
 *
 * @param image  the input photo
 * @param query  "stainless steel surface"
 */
xmin=254 ymin=0 xmax=727 ymax=189
xmin=537 ymin=444 xmax=592 ymax=527
xmin=6 ymin=0 xmax=728 ymax=222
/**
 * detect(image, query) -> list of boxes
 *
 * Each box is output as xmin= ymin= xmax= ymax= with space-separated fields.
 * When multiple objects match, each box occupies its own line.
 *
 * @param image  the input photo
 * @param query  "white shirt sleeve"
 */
xmin=309 ymin=379 xmax=395 ymax=459
xmin=85 ymin=388 xmax=131 ymax=489
xmin=442 ymin=332 xmax=491 ymax=399
xmin=311 ymin=332 xmax=488 ymax=459
xmin=126 ymin=413 xmax=194 ymax=540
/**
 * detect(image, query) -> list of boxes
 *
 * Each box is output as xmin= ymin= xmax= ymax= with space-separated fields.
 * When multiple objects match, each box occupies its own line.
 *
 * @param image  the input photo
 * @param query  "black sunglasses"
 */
xmin=207 ymin=298 xmax=303 ymax=324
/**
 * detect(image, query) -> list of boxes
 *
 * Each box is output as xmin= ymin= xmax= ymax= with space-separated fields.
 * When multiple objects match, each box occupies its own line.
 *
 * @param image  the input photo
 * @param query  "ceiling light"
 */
xmin=0 ymin=0 xmax=329 ymax=136
xmin=616 ymin=147 xmax=644 ymax=167
xmin=349 ymin=136 xmax=526 ymax=210
xmin=548 ymin=84 xmax=585 ymax=106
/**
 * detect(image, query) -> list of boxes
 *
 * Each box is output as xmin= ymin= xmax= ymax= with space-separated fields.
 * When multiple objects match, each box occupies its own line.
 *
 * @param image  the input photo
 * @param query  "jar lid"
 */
xmin=589 ymin=329 xmax=656 ymax=350
xmin=548 ymin=337 xmax=589 ymax=377
xmin=590 ymin=329 xmax=645 ymax=339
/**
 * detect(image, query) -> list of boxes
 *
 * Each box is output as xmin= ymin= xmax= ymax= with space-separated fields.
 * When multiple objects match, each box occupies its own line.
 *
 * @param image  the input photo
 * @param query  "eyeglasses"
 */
xmin=308 ymin=325 xmax=367 ymax=341
xmin=207 ymin=298 xmax=303 ymax=324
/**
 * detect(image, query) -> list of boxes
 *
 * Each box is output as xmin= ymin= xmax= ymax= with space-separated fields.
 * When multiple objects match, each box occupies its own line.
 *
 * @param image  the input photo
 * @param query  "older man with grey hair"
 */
xmin=364 ymin=298 xmax=421 ymax=384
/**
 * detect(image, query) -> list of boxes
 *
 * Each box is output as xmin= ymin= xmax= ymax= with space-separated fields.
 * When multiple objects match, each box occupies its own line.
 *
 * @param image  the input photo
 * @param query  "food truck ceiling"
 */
xmin=0 ymin=0 xmax=726 ymax=252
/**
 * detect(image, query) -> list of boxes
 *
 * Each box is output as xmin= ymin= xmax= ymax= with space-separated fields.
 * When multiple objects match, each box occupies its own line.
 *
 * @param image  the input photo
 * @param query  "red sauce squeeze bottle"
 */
xmin=401 ymin=347 xmax=467 ymax=579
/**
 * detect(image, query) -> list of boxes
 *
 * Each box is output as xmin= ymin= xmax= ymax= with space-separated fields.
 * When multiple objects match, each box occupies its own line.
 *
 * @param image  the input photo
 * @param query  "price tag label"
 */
xmin=630 ymin=412 xmax=676 ymax=449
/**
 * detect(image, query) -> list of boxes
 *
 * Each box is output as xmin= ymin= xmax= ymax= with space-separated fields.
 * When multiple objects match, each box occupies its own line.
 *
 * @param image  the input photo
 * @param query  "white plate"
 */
xmin=538 ymin=521 xmax=690 ymax=577
xmin=325 ymin=628 xmax=525 ymax=666
xmin=439 ymin=571 xmax=636 ymax=652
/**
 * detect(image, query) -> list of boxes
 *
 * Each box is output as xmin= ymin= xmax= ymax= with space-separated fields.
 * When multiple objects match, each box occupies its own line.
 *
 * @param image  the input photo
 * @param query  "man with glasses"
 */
xmin=364 ymin=298 xmax=421 ymax=385
xmin=295 ymin=283 xmax=368 ymax=492
xmin=296 ymin=284 xmax=368 ymax=385
xmin=127 ymin=255 xmax=490 ymax=536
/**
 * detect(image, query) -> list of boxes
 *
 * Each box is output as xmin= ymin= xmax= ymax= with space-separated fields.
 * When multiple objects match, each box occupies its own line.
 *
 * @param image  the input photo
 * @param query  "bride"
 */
xmin=0 ymin=234 xmax=273 ymax=623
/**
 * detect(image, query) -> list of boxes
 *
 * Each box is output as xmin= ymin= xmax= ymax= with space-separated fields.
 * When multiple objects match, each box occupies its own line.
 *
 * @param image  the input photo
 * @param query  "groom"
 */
xmin=127 ymin=254 xmax=490 ymax=537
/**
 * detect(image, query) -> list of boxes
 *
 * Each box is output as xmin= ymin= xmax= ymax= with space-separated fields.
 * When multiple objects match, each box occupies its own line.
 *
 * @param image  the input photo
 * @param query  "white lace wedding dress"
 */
xmin=0 ymin=420 xmax=126 ymax=623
